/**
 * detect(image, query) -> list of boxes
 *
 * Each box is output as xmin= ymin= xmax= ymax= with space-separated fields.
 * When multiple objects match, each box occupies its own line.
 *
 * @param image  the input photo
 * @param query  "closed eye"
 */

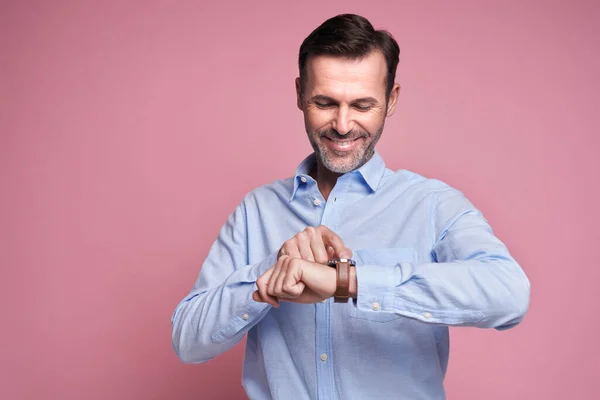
xmin=315 ymin=102 xmax=335 ymax=109
xmin=353 ymin=104 xmax=372 ymax=111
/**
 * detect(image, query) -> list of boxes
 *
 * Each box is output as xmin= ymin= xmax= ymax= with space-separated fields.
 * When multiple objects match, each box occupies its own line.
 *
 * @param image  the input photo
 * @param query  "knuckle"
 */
xmin=297 ymin=231 xmax=307 ymax=240
xmin=285 ymin=287 xmax=298 ymax=297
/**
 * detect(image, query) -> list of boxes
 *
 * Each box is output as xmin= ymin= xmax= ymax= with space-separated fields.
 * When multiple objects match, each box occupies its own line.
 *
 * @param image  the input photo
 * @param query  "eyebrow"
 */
xmin=310 ymin=95 xmax=380 ymax=105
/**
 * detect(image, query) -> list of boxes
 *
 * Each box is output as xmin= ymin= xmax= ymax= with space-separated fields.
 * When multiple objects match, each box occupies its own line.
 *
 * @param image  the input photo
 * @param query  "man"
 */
xmin=172 ymin=14 xmax=530 ymax=400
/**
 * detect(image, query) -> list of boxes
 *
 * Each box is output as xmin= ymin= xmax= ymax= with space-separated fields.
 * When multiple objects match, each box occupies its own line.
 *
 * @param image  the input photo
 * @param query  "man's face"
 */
xmin=296 ymin=51 xmax=399 ymax=174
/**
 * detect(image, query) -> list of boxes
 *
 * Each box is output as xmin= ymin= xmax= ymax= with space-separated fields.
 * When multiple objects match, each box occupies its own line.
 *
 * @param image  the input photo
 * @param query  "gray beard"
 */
xmin=308 ymin=125 xmax=383 ymax=174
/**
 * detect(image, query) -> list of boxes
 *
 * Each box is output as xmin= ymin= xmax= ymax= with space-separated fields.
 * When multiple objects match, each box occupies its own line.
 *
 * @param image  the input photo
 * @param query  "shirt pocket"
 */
xmin=349 ymin=247 xmax=415 ymax=323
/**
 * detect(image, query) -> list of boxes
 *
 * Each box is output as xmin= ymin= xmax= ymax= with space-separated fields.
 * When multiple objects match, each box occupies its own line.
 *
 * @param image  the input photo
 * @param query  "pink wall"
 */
xmin=2 ymin=1 xmax=598 ymax=399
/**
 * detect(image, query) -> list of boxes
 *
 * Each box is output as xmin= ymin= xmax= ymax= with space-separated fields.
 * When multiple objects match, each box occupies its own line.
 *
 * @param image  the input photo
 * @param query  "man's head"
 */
xmin=296 ymin=14 xmax=400 ymax=174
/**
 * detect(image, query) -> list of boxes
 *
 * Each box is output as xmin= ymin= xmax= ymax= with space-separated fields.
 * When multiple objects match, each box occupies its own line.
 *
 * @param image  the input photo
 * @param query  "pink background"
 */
xmin=1 ymin=1 xmax=598 ymax=399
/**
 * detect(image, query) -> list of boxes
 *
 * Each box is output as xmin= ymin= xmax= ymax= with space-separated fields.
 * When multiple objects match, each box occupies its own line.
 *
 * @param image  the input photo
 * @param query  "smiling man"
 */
xmin=172 ymin=14 xmax=530 ymax=400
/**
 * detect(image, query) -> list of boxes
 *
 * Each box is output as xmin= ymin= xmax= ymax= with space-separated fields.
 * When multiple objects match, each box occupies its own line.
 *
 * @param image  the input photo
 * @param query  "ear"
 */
xmin=386 ymin=83 xmax=401 ymax=117
xmin=295 ymin=77 xmax=303 ymax=111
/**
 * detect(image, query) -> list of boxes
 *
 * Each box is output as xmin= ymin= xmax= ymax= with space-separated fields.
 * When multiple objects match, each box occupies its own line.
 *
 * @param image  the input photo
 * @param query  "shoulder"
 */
xmin=381 ymin=168 xmax=465 ymax=200
xmin=240 ymin=176 xmax=295 ymax=208
xmin=383 ymin=169 xmax=480 ymax=232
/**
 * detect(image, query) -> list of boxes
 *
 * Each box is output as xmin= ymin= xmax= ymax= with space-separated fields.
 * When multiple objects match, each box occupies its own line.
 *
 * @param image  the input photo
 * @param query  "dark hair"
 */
xmin=298 ymin=14 xmax=400 ymax=99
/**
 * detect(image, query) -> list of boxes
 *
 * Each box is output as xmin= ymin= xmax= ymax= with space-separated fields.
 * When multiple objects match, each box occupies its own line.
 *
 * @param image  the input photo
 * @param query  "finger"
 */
xmin=267 ymin=261 xmax=282 ymax=298
xmin=257 ymin=268 xmax=279 ymax=307
xmin=310 ymin=233 xmax=329 ymax=264
xmin=297 ymin=231 xmax=314 ymax=262
xmin=326 ymin=245 xmax=335 ymax=260
xmin=319 ymin=226 xmax=347 ymax=258
xmin=273 ymin=256 xmax=292 ymax=298
xmin=282 ymin=242 xmax=301 ymax=259
xmin=253 ymin=287 xmax=279 ymax=307
xmin=282 ymin=258 xmax=306 ymax=297
xmin=341 ymin=247 xmax=353 ymax=259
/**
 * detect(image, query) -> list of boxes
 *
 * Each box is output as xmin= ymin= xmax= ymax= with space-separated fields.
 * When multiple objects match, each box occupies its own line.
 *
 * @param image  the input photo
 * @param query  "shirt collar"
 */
xmin=355 ymin=151 xmax=386 ymax=192
xmin=290 ymin=151 xmax=386 ymax=201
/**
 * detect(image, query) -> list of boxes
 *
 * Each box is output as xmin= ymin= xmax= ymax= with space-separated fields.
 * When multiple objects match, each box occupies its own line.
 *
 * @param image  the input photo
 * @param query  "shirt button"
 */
xmin=321 ymin=299 xmax=328 ymax=303
xmin=320 ymin=353 xmax=328 ymax=362
xmin=242 ymin=313 xmax=249 ymax=320
xmin=423 ymin=312 xmax=432 ymax=320
xmin=313 ymin=199 xmax=321 ymax=206
xmin=300 ymin=176 xmax=307 ymax=183
xmin=371 ymin=302 xmax=380 ymax=311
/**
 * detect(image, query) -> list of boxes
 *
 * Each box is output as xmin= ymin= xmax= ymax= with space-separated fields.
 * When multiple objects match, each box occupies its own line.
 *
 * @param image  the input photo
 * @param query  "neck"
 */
xmin=309 ymin=160 xmax=341 ymax=202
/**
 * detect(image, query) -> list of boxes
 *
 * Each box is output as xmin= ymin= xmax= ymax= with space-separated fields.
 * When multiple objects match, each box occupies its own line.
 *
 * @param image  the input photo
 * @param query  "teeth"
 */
xmin=330 ymin=139 xmax=353 ymax=146
xmin=325 ymin=137 xmax=359 ymax=150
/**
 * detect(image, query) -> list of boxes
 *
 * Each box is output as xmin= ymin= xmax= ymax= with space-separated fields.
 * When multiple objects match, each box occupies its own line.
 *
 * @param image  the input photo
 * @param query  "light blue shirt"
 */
xmin=171 ymin=152 xmax=530 ymax=400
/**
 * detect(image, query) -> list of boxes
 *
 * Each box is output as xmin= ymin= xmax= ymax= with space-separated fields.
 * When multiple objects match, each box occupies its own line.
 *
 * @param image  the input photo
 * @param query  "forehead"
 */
xmin=304 ymin=51 xmax=387 ymax=99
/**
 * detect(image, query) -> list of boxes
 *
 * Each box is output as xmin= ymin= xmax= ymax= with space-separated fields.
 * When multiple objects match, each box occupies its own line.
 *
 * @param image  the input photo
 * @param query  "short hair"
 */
xmin=298 ymin=14 xmax=400 ymax=99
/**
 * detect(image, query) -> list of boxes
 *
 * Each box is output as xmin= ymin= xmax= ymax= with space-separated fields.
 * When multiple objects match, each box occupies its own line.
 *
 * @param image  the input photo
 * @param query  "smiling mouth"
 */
xmin=324 ymin=136 xmax=362 ymax=152
xmin=328 ymin=138 xmax=356 ymax=146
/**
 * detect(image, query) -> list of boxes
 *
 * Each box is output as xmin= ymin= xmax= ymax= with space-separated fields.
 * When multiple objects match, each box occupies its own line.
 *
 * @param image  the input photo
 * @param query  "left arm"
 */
xmin=353 ymin=188 xmax=530 ymax=330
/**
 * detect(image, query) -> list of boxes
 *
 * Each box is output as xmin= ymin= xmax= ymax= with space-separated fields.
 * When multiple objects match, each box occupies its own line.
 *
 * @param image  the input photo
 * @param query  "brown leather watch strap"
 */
xmin=334 ymin=259 xmax=350 ymax=303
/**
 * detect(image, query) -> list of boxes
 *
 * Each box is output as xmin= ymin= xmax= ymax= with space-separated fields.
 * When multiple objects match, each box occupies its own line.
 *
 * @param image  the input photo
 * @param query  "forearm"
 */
xmin=354 ymin=255 xmax=529 ymax=329
xmin=171 ymin=252 xmax=276 ymax=363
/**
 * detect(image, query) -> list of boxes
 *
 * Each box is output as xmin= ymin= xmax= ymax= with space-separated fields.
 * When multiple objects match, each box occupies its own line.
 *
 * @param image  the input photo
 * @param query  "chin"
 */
xmin=321 ymin=153 xmax=363 ymax=174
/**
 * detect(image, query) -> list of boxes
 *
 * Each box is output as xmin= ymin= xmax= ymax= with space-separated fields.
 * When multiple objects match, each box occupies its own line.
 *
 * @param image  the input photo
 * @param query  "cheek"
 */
xmin=304 ymin=110 xmax=333 ymax=132
xmin=303 ymin=109 xmax=385 ymax=134
xmin=355 ymin=114 xmax=384 ymax=133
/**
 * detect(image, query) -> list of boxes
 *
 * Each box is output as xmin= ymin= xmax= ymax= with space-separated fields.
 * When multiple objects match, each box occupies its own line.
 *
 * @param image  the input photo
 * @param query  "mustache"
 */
xmin=317 ymin=128 xmax=367 ymax=141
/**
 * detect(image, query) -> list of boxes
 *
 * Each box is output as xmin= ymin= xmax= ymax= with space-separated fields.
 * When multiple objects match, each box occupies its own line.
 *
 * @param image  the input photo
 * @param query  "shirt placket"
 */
xmin=314 ymin=176 xmax=351 ymax=400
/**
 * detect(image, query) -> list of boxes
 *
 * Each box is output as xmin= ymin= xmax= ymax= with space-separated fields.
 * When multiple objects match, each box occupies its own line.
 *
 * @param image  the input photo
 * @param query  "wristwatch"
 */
xmin=327 ymin=258 xmax=356 ymax=303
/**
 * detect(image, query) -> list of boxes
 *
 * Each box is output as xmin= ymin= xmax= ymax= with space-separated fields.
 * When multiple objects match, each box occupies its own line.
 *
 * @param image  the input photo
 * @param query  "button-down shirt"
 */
xmin=171 ymin=152 xmax=530 ymax=400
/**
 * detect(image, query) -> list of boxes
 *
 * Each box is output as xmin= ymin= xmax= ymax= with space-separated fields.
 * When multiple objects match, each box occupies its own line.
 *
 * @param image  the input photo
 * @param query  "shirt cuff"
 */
xmin=210 ymin=251 xmax=278 ymax=343
xmin=211 ymin=300 xmax=270 ymax=342
xmin=355 ymin=262 xmax=399 ymax=314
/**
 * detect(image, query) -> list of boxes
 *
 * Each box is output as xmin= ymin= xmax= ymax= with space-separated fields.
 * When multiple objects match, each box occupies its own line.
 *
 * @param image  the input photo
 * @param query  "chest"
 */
xmin=246 ymin=186 xmax=435 ymax=265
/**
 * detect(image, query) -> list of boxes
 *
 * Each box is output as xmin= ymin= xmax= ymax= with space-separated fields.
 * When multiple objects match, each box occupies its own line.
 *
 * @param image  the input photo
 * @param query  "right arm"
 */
xmin=171 ymin=200 xmax=276 ymax=363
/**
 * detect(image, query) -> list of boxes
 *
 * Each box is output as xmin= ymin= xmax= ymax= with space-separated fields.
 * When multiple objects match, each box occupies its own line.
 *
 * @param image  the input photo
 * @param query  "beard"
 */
xmin=307 ymin=125 xmax=384 ymax=174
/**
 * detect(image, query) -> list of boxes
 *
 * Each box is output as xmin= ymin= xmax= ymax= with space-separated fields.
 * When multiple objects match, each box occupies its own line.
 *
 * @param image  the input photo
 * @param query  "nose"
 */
xmin=332 ymin=105 xmax=354 ymax=135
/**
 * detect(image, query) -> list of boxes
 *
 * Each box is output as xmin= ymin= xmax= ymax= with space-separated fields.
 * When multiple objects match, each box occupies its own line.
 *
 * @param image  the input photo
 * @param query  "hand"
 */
xmin=278 ymin=225 xmax=352 ymax=264
xmin=252 ymin=255 xmax=336 ymax=307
